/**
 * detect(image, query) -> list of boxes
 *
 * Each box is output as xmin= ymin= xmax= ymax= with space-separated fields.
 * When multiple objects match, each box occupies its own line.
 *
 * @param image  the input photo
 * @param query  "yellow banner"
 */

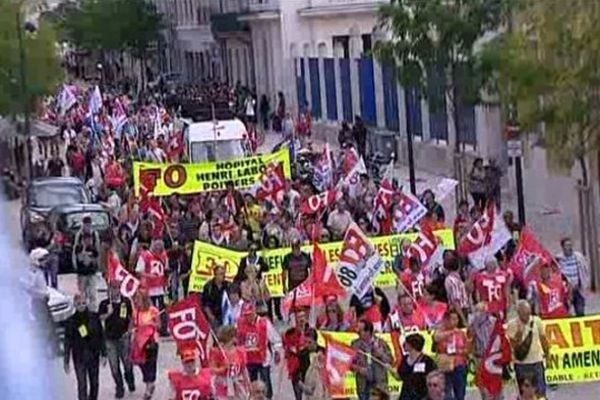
xmin=187 ymin=229 xmax=455 ymax=297
xmin=133 ymin=148 xmax=292 ymax=196
xmin=320 ymin=315 xmax=600 ymax=397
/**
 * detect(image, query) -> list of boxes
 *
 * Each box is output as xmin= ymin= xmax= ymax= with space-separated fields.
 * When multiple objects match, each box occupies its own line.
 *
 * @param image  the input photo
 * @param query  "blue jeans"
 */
xmin=515 ymin=362 xmax=546 ymax=396
xmin=572 ymin=287 xmax=585 ymax=316
xmin=445 ymin=364 xmax=467 ymax=400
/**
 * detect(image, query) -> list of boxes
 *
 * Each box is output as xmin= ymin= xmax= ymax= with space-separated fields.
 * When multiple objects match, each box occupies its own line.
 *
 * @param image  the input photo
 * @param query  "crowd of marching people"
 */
xmin=19 ymin=78 xmax=592 ymax=400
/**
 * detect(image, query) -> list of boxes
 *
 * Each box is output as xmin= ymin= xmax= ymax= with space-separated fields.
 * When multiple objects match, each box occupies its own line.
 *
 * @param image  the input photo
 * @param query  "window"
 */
xmin=362 ymin=34 xmax=372 ymax=54
xmin=332 ymin=35 xmax=350 ymax=58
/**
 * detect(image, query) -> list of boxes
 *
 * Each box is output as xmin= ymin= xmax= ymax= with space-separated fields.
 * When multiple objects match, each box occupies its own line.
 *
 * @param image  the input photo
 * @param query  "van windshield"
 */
xmin=190 ymin=140 xmax=246 ymax=162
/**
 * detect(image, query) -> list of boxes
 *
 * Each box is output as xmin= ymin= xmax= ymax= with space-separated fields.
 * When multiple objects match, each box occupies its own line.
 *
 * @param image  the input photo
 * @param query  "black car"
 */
xmin=47 ymin=204 xmax=113 ymax=273
xmin=20 ymin=177 xmax=90 ymax=250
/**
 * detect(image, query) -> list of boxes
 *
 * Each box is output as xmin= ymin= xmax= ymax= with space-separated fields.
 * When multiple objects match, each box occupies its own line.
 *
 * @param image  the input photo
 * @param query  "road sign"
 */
xmin=507 ymin=139 xmax=523 ymax=158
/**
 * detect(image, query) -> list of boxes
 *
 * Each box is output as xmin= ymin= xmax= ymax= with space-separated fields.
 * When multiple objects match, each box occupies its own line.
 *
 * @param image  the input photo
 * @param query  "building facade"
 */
xmin=155 ymin=0 xmax=220 ymax=81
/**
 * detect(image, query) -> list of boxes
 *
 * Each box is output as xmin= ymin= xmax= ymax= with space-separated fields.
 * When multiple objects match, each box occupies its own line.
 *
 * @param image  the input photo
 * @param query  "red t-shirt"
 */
xmin=474 ymin=270 xmax=509 ymax=314
xmin=209 ymin=346 xmax=248 ymax=398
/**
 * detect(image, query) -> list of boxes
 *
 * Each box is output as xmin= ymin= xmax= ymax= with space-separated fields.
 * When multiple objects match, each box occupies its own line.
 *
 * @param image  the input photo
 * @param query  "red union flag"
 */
xmin=371 ymin=176 xmax=395 ymax=235
xmin=281 ymin=279 xmax=313 ymax=316
xmin=507 ymin=227 xmax=554 ymax=285
xmin=313 ymin=242 xmax=346 ymax=299
xmin=457 ymin=203 xmax=511 ymax=268
xmin=338 ymin=222 xmax=375 ymax=266
xmin=255 ymin=161 xmax=286 ymax=203
xmin=167 ymin=297 xmax=211 ymax=366
xmin=300 ymin=189 xmax=337 ymax=215
xmin=393 ymin=191 xmax=427 ymax=233
xmin=107 ymin=252 xmax=140 ymax=298
xmin=475 ymin=318 xmax=512 ymax=396
xmin=405 ymin=227 xmax=439 ymax=266
xmin=324 ymin=334 xmax=357 ymax=396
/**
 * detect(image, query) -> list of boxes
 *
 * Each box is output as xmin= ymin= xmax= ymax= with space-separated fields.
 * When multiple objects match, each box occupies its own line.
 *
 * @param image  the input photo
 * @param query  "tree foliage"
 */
xmin=0 ymin=0 xmax=63 ymax=117
xmin=375 ymin=0 xmax=511 ymax=109
xmin=483 ymin=0 xmax=600 ymax=183
xmin=59 ymin=0 xmax=163 ymax=56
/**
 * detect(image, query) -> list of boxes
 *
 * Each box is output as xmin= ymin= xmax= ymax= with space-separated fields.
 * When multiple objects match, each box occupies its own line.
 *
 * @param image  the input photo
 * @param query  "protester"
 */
xmin=433 ymin=309 xmax=468 ymax=400
xmin=516 ymin=373 xmax=544 ymax=400
xmin=425 ymin=370 xmax=447 ymax=400
xmin=555 ymin=237 xmax=589 ymax=316
xmin=99 ymin=281 xmax=135 ymax=398
xmin=350 ymin=319 xmax=393 ymax=400
xmin=202 ymin=264 xmax=230 ymax=329
xmin=167 ymin=348 xmax=212 ymax=400
xmin=236 ymin=303 xmax=282 ymax=399
xmin=209 ymin=325 xmax=250 ymax=399
xmin=297 ymin=330 xmax=330 ymax=400
xmin=527 ymin=263 xmax=569 ymax=319
xmin=74 ymin=231 xmax=101 ymax=312
xmin=507 ymin=300 xmax=549 ymax=397
xmin=397 ymin=333 xmax=437 ymax=400
xmin=136 ymin=239 xmax=169 ymax=336
xmin=63 ymin=294 xmax=105 ymax=400
xmin=282 ymin=238 xmax=311 ymax=293
xmin=131 ymin=289 xmax=160 ymax=400
xmin=469 ymin=157 xmax=487 ymax=209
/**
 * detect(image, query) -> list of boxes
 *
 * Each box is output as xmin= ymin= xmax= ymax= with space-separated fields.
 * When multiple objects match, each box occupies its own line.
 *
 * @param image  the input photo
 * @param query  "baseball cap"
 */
xmin=29 ymin=248 xmax=50 ymax=267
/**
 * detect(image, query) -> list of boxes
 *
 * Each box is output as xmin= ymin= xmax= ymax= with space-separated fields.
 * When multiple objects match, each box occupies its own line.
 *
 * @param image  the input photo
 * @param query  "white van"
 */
xmin=182 ymin=117 xmax=250 ymax=163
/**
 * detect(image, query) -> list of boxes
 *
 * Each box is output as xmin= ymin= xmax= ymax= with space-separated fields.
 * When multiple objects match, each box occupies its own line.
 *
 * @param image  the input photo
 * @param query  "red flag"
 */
xmin=167 ymin=297 xmax=211 ymax=366
xmin=313 ymin=242 xmax=346 ymax=299
xmin=255 ymin=161 xmax=286 ymax=203
xmin=507 ymin=227 xmax=554 ymax=285
xmin=281 ymin=279 xmax=313 ymax=317
xmin=457 ymin=203 xmax=511 ymax=267
xmin=475 ymin=318 xmax=512 ymax=396
xmin=393 ymin=191 xmax=427 ymax=233
xmin=371 ymin=169 xmax=395 ymax=235
xmin=390 ymin=330 xmax=404 ymax=369
xmin=107 ymin=252 xmax=140 ymax=298
xmin=405 ymin=227 xmax=440 ymax=267
xmin=324 ymin=334 xmax=357 ymax=396
xmin=300 ymin=189 xmax=337 ymax=215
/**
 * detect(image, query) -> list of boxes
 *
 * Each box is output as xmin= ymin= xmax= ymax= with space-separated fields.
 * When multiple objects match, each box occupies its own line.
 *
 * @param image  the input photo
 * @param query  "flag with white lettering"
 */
xmin=336 ymin=222 xmax=384 ymax=298
xmin=457 ymin=203 xmax=511 ymax=269
xmin=107 ymin=251 xmax=140 ymax=298
xmin=393 ymin=190 xmax=427 ymax=233
xmin=507 ymin=227 xmax=554 ymax=285
xmin=167 ymin=297 xmax=211 ymax=366
xmin=300 ymin=189 xmax=337 ymax=215
xmin=324 ymin=334 xmax=357 ymax=396
xmin=475 ymin=318 xmax=511 ymax=396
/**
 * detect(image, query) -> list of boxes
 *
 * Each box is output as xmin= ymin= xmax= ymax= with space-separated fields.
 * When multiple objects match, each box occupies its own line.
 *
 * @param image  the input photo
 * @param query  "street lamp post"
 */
xmin=16 ymin=6 xmax=34 ymax=180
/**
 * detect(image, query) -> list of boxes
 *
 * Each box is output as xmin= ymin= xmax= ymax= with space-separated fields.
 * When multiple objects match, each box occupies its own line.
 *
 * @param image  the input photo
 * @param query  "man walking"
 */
xmin=351 ymin=319 xmax=393 ymax=400
xmin=506 ymin=300 xmax=549 ymax=397
xmin=99 ymin=281 xmax=135 ymax=398
xmin=64 ymin=294 xmax=106 ymax=400
xmin=556 ymin=237 xmax=589 ymax=316
xmin=73 ymin=232 xmax=101 ymax=312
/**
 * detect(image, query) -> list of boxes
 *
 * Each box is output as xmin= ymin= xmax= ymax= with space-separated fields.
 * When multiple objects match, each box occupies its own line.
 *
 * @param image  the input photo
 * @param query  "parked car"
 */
xmin=20 ymin=177 xmax=90 ymax=250
xmin=47 ymin=203 xmax=112 ymax=273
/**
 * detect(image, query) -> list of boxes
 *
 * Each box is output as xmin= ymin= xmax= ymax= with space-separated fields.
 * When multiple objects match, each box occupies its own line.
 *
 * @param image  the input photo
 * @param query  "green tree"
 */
xmin=59 ymin=0 xmax=163 ymax=85
xmin=483 ymin=0 xmax=600 ymax=186
xmin=0 ymin=0 xmax=63 ymax=117
xmin=374 ymin=0 xmax=512 ymax=199
xmin=483 ymin=0 xmax=600 ymax=289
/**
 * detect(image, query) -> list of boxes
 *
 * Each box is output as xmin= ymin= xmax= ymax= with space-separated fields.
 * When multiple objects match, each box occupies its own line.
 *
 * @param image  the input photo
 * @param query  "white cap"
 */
xmin=29 ymin=248 xmax=49 ymax=267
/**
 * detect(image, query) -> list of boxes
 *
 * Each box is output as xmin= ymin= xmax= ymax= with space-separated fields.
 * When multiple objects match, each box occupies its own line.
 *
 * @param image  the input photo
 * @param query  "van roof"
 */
xmin=186 ymin=119 xmax=247 ymax=142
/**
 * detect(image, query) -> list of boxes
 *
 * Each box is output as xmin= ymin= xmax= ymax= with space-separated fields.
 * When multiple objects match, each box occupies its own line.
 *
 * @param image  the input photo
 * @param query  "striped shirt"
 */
xmin=444 ymin=272 xmax=469 ymax=309
xmin=559 ymin=254 xmax=580 ymax=286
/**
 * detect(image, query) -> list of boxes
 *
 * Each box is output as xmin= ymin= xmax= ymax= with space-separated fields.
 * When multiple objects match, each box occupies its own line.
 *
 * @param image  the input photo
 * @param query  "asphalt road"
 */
xmin=5 ymin=132 xmax=600 ymax=399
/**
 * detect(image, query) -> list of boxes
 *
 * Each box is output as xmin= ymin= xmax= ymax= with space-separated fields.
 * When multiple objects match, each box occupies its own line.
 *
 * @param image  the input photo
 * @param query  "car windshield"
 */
xmin=190 ymin=140 xmax=246 ymax=162
xmin=31 ymin=185 xmax=86 ymax=208
xmin=64 ymin=212 xmax=110 ymax=231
